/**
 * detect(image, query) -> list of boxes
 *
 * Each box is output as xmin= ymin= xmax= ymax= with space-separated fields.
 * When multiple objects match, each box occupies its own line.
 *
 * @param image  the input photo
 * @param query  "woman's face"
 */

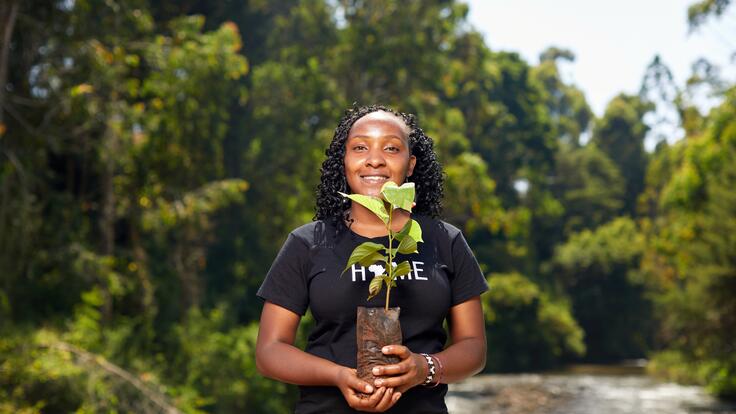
xmin=344 ymin=111 xmax=417 ymax=198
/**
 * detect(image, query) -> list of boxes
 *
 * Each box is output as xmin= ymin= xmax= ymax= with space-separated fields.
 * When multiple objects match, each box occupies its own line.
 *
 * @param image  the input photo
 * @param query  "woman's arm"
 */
xmin=370 ymin=296 xmax=486 ymax=391
xmin=255 ymin=301 xmax=401 ymax=411
xmin=255 ymin=302 xmax=342 ymax=385
xmin=432 ymin=296 xmax=487 ymax=382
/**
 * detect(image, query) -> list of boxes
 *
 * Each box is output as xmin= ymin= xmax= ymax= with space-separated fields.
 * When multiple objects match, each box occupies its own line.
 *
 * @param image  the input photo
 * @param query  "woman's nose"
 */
xmin=365 ymin=148 xmax=386 ymax=167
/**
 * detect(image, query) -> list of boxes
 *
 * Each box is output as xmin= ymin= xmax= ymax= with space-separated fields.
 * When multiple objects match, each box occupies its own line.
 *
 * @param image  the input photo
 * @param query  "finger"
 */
xmin=344 ymin=391 xmax=364 ymax=409
xmin=372 ymin=362 xmax=409 ymax=378
xmin=346 ymin=387 xmax=381 ymax=410
xmin=382 ymin=345 xmax=411 ymax=359
xmin=374 ymin=372 xmax=414 ymax=389
xmin=374 ymin=387 xmax=395 ymax=411
xmin=364 ymin=386 xmax=387 ymax=407
xmin=348 ymin=372 xmax=374 ymax=394
xmin=343 ymin=388 xmax=368 ymax=409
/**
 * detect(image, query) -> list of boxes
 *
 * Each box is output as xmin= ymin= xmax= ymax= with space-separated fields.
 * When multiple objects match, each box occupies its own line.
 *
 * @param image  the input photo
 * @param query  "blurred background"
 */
xmin=1 ymin=0 xmax=735 ymax=413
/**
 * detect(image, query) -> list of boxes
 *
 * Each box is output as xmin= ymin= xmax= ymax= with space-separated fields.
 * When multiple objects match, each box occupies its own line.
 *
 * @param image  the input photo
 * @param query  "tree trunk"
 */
xmin=172 ymin=225 xmax=203 ymax=312
xmin=0 ymin=0 xmax=19 ymax=128
xmin=98 ymin=110 xmax=121 ymax=322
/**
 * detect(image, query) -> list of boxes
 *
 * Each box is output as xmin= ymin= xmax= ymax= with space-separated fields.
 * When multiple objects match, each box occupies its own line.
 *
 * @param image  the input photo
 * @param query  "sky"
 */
xmin=464 ymin=0 xmax=736 ymax=117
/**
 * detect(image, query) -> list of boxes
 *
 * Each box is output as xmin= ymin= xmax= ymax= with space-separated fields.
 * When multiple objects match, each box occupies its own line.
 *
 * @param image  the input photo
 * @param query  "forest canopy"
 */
xmin=1 ymin=0 xmax=734 ymax=412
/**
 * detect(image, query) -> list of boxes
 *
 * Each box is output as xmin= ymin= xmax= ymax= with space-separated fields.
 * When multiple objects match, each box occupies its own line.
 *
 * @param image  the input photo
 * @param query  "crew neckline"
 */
xmin=345 ymin=213 xmax=419 ymax=241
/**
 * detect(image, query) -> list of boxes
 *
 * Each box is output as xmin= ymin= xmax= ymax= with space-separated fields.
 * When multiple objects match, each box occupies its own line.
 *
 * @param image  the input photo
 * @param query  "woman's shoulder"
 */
xmin=414 ymin=214 xmax=463 ymax=241
xmin=289 ymin=219 xmax=339 ymax=246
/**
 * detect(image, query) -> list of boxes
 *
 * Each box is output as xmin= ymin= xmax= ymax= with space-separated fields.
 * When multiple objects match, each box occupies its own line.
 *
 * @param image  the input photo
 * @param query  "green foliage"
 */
xmin=343 ymin=242 xmax=387 ymax=274
xmin=443 ymin=152 xmax=505 ymax=235
xmin=641 ymin=87 xmax=736 ymax=398
xmin=592 ymin=94 xmax=653 ymax=215
xmin=141 ymin=179 xmax=248 ymax=232
xmin=533 ymin=47 xmax=593 ymax=146
xmin=552 ymin=144 xmax=625 ymax=235
xmin=447 ymin=44 xmax=557 ymax=206
xmin=168 ymin=307 xmax=295 ymax=413
xmin=381 ymin=180 xmax=416 ymax=212
xmin=553 ymin=217 xmax=653 ymax=361
xmin=340 ymin=192 xmax=390 ymax=224
xmin=649 ymin=350 xmax=736 ymax=398
xmin=3 ymin=0 xmax=735 ymax=408
xmin=687 ymin=0 xmax=732 ymax=30
xmin=555 ymin=217 xmax=643 ymax=272
xmin=0 ymin=328 xmax=181 ymax=413
xmin=482 ymin=273 xmax=585 ymax=372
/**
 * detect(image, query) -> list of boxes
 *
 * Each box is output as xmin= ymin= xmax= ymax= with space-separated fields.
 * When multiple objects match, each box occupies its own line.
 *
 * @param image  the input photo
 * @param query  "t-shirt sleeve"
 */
xmin=450 ymin=231 xmax=489 ymax=306
xmin=256 ymin=232 xmax=310 ymax=315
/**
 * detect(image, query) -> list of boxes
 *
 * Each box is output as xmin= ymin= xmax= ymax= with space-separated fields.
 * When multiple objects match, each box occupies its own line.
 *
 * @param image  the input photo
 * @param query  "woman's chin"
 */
xmin=355 ymin=190 xmax=382 ymax=198
xmin=351 ymin=184 xmax=384 ymax=198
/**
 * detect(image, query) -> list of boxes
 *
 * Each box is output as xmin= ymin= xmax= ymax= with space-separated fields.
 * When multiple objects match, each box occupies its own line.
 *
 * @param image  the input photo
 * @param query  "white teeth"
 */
xmin=362 ymin=176 xmax=388 ymax=183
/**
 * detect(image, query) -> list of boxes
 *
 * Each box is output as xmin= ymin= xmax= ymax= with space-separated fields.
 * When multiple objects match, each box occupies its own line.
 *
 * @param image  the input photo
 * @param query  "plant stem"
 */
xmin=386 ymin=203 xmax=394 ymax=312
xmin=385 ymin=286 xmax=391 ymax=312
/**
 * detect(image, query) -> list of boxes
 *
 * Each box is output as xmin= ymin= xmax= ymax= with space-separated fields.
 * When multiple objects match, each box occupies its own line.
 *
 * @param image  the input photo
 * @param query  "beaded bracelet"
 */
xmin=427 ymin=354 xmax=444 ymax=388
xmin=420 ymin=353 xmax=436 ymax=386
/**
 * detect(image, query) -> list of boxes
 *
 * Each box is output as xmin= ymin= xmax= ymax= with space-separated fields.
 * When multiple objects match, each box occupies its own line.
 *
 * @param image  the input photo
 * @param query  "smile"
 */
xmin=360 ymin=175 xmax=390 ymax=184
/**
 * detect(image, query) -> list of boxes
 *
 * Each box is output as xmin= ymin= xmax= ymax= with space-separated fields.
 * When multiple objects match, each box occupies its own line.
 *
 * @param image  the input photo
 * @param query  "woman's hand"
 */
xmin=334 ymin=366 xmax=400 ymax=412
xmin=370 ymin=345 xmax=428 ymax=394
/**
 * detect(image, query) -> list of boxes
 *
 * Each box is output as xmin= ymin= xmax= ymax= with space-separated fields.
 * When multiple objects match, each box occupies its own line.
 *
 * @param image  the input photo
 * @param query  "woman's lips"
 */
xmin=360 ymin=175 xmax=389 ymax=184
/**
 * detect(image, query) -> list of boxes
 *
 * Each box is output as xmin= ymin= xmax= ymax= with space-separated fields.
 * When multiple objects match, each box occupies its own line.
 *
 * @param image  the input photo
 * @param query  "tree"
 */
xmin=333 ymin=0 xmax=467 ymax=108
xmin=687 ymin=0 xmax=732 ymax=31
xmin=444 ymin=36 xmax=556 ymax=206
xmin=533 ymin=47 xmax=593 ymax=146
xmin=553 ymin=217 xmax=652 ymax=362
xmin=482 ymin=272 xmax=585 ymax=371
xmin=551 ymin=144 xmax=625 ymax=236
xmin=642 ymin=86 xmax=736 ymax=398
xmin=591 ymin=94 xmax=652 ymax=216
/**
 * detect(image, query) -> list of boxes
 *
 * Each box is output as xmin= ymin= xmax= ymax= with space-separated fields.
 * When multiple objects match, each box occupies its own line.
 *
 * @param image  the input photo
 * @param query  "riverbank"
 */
xmin=447 ymin=365 xmax=736 ymax=414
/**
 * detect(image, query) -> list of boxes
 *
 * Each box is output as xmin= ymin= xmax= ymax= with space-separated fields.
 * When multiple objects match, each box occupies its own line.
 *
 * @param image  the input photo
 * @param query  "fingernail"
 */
xmin=393 ymin=392 xmax=401 ymax=402
xmin=366 ymin=385 xmax=373 ymax=393
xmin=372 ymin=367 xmax=380 ymax=375
xmin=375 ymin=379 xmax=383 ymax=387
xmin=382 ymin=346 xmax=390 ymax=353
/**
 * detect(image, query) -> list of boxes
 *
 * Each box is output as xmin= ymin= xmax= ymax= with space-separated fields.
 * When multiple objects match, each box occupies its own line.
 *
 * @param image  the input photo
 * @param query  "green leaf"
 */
xmin=396 ymin=219 xmax=424 ymax=244
xmin=359 ymin=252 xmax=387 ymax=267
xmin=368 ymin=275 xmax=386 ymax=300
xmin=393 ymin=261 xmax=412 ymax=278
xmin=339 ymin=192 xmax=389 ymax=223
xmin=342 ymin=242 xmax=386 ymax=275
xmin=397 ymin=235 xmax=418 ymax=254
xmin=381 ymin=182 xmax=415 ymax=211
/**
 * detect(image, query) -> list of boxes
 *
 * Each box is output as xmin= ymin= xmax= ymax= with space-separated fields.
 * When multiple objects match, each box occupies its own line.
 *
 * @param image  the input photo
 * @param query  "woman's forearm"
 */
xmin=434 ymin=336 xmax=486 ymax=383
xmin=256 ymin=340 xmax=343 ymax=386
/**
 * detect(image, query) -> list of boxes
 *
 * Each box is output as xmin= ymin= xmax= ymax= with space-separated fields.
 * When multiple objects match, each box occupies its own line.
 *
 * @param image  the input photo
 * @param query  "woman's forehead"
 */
xmin=349 ymin=111 xmax=410 ymax=139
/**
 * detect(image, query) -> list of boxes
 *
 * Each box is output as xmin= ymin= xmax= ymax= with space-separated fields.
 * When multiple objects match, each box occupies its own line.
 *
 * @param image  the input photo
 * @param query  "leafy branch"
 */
xmin=340 ymin=182 xmax=423 ymax=311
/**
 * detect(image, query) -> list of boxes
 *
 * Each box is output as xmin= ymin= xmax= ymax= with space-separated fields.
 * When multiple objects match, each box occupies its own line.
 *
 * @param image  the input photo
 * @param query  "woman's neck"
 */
xmin=347 ymin=202 xmax=411 ymax=237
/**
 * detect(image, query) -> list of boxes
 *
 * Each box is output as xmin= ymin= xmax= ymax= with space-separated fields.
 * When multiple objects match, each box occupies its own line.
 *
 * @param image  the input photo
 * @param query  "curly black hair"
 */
xmin=315 ymin=104 xmax=444 ymax=228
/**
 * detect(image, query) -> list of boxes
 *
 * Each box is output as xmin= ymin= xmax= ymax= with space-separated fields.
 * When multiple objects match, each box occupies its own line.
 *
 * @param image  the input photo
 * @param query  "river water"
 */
xmin=447 ymin=365 xmax=736 ymax=414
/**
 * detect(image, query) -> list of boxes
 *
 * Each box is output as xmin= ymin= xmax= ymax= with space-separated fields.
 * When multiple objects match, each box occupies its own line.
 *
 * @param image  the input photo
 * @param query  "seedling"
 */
xmin=340 ymin=181 xmax=423 ymax=311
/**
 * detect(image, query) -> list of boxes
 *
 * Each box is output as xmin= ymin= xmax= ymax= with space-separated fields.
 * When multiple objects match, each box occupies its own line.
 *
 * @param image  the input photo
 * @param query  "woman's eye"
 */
xmin=353 ymin=145 xmax=367 ymax=151
xmin=386 ymin=146 xmax=400 ymax=152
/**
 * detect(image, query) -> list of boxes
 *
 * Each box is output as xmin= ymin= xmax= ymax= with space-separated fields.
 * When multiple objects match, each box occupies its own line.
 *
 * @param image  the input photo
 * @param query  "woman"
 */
xmin=256 ymin=105 xmax=488 ymax=413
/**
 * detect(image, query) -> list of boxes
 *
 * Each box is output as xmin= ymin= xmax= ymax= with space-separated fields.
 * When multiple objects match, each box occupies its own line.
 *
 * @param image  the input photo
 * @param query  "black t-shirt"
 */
xmin=257 ymin=214 xmax=488 ymax=414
